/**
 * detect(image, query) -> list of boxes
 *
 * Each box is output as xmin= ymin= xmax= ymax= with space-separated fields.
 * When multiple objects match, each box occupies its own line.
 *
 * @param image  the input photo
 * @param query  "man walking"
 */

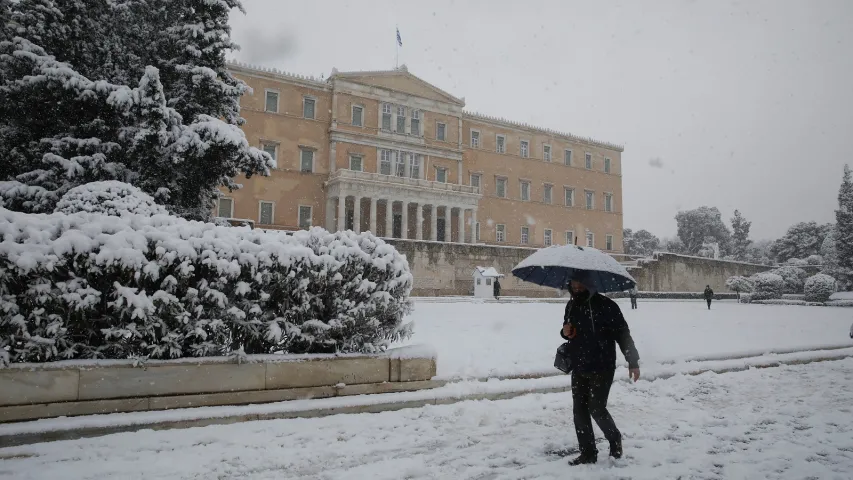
xmin=629 ymin=287 xmax=638 ymax=310
xmin=561 ymin=280 xmax=641 ymax=466
xmin=493 ymin=278 xmax=501 ymax=300
xmin=704 ymin=285 xmax=714 ymax=310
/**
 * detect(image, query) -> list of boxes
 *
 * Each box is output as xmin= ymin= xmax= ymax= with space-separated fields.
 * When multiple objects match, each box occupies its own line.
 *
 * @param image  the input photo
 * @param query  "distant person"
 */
xmin=704 ymin=285 xmax=714 ymax=310
xmin=493 ymin=278 xmax=501 ymax=300
xmin=629 ymin=287 xmax=638 ymax=310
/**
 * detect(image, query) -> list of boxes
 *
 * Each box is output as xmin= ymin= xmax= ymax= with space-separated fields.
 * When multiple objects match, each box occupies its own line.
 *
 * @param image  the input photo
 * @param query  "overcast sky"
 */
xmin=229 ymin=0 xmax=853 ymax=240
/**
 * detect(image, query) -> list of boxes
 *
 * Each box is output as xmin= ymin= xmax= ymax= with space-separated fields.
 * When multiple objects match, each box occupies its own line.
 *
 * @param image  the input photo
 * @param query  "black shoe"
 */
xmin=609 ymin=441 xmax=623 ymax=459
xmin=568 ymin=452 xmax=597 ymax=466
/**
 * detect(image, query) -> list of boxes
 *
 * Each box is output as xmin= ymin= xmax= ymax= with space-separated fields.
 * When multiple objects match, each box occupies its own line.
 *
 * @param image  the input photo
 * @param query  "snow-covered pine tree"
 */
xmin=835 ymin=164 xmax=853 ymax=290
xmin=0 ymin=0 xmax=270 ymax=218
xmin=730 ymin=210 xmax=752 ymax=261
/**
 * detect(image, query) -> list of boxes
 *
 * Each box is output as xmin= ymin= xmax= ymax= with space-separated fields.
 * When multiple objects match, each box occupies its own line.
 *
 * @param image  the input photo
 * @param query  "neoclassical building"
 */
xmin=220 ymin=62 xmax=625 ymax=251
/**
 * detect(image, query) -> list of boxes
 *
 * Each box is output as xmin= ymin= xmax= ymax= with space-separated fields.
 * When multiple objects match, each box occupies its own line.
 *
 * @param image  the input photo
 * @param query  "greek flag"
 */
xmin=396 ymin=28 xmax=402 ymax=46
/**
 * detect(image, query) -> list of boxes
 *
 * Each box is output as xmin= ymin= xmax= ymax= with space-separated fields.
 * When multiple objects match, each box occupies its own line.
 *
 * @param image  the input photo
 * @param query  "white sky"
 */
xmin=230 ymin=0 xmax=853 ymax=240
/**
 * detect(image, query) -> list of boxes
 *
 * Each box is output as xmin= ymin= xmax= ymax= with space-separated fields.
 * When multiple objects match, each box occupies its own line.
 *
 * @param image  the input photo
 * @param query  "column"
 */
xmin=416 ymin=203 xmax=424 ymax=240
xmin=337 ymin=194 xmax=346 ymax=232
xmin=385 ymin=199 xmax=394 ymax=238
xmin=369 ymin=198 xmax=378 ymax=234
xmin=404 ymin=152 xmax=411 ymax=178
xmin=457 ymin=160 xmax=463 ymax=185
xmin=325 ymin=197 xmax=335 ymax=231
xmin=430 ymin=204 xmax=438 ymax=241
xmin=352 ymin=196 xmax=362 ymax=233
xmin=471 ymin=208 xmax=478 ymax=243
xmin=329 ymin=141 xmax=337 ymax=174
xmin=457 ymin=207 xmax=465 ymax=243
xmin=400 ymin=201 xmax=409 ymax=239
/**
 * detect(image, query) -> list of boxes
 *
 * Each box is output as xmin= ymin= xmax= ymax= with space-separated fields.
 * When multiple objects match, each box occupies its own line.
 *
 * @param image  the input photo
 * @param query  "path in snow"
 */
xmin=400 ymin=300 xmax=853 ymax=379
xmin=1 ymin=358 xmax=852 ymax=479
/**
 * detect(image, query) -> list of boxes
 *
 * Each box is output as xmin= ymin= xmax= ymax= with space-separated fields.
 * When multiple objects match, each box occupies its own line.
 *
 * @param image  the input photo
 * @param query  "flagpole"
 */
xmin=395 ymin=26 xmax=399 ymax=69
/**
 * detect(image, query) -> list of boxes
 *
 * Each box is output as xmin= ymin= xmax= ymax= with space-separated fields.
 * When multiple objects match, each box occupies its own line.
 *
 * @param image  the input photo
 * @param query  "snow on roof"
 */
xmin=473 ymin=266 xmax=504 ymax=278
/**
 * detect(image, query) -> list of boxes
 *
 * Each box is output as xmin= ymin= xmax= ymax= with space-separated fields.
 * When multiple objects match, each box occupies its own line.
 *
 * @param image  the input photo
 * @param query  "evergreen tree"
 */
xmin=835 ymin=164 xmax=853 ymax=289
xmin=0 ymin=0 xmax=270 ymax=218
xmin=675 ymin=206 xmax=732 ymax=255
xmin=730 ymin=210 xmax=752 ymax=260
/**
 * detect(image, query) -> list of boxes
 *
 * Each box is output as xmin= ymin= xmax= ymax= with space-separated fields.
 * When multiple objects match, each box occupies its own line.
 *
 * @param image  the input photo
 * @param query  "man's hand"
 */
xmin=562 ymin=324 xmax=576 ymax=339
xmin=629 ymin=368 xmax=640 ymax=382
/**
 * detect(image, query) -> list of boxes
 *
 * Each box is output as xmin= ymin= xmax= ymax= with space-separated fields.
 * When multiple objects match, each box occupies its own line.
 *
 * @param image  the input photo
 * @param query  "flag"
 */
xmin=396 ymin=28 xmax=402 ymax=47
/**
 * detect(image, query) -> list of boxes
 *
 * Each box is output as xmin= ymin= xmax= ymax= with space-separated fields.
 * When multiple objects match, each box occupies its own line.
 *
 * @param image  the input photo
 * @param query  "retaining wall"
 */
xmin=0 ymin=346 xmax=437 ymax=423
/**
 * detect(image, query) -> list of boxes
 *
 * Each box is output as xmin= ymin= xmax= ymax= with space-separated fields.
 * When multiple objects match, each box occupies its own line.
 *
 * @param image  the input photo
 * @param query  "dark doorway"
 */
xmin=437 ymin=218 xmax=446 ymax=242
xmin=393 ymin=213 xmax=402 ymax=238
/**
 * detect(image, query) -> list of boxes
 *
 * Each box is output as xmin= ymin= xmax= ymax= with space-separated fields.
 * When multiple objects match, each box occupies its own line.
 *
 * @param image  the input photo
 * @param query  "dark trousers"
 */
xmin=572 ymin=369 xmax=621 ymax=455
xmin=706 ymin=298 xmax=712 ymax=309
xmin=630 ymin=297 xmax=637 ymax=309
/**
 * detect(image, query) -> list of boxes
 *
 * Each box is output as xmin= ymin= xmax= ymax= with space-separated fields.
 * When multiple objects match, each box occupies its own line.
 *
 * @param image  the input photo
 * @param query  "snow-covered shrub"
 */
xmin=750 ymin=273 xmax=785 ymax=300
xmin=54 ymin=181 xmax=169 ymax=217
xmin=0 ymin=208 xmax=413 ymax=365
xmin=804 ymin=274 xmax=836 ymax=303
xmin=767 ymin=266 xmax=808 ymax=294
xmin=786 ymin=258 xmax=808 ymax=266
xmin=806 ymin=255 xmax=823 ymax=266
xmin=725 ymin=275 xmax=754 ymax=293
xmin=739 ymin=293 xmax=752 ymax=304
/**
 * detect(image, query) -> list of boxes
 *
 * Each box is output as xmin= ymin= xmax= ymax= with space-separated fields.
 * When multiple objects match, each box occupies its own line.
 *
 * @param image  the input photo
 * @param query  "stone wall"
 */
xmin=387 ymin=239 xmax=558 ymax=297
xmin=628 ymin=253 xmax=776 ymax=292
xmin=0 ymin=346 xmax=436 ymax=423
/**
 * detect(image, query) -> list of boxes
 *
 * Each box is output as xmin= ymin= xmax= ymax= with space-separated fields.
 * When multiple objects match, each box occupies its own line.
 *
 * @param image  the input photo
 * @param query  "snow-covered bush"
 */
xmin=786 ymin=258 xmax=809 ymax=266
xmin=767 ymin=266 xmax=808 ymax=294
xmin=0 ymin=208 xmax=413 ymax=365
xmin=750 ymin=272 xmax=785 ymax=300
xmin=725 ymin=275 xmax=754 ymax=293
xmin=804 ymin=274 xmax=836 ymax=303
xmin=739 ymin=293 xmax=752 ymax=304
xmin=54 ymin=181 xmax=169 ymax=217
xmin=806 ymin=255 xmax=823 ymax=266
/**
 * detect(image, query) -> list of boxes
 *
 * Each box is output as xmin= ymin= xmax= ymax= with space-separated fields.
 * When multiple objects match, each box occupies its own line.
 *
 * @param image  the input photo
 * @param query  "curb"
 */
xmin=2 ymin=350 xmax=852 ymax=449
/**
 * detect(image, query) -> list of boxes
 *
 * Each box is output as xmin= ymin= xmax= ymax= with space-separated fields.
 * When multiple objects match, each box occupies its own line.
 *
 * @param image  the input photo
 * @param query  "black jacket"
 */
xmin=493 ymin=280 xmax=501 ymax=295
xmin=704 ymin=287 xmax=714 ymax=300
xmin=560 ymin=292 xmax=640 ymax=373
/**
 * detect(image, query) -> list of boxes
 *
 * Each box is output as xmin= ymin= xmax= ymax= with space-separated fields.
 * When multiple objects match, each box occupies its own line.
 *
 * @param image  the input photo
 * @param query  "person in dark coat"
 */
xmin=560 ymin=279 xmax=641 ymax=466
xmin=629 ymin=287 xmax=638 ymax=310
xmin=704 ymin=285 xmax=714 ymax=310
xmin=493 ymin=278 xmax=501 ymax=300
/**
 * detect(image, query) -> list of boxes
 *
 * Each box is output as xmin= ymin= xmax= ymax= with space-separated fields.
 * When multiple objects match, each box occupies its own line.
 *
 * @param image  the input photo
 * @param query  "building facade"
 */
xmin=220 ymin=62 xmax=625 ymax=251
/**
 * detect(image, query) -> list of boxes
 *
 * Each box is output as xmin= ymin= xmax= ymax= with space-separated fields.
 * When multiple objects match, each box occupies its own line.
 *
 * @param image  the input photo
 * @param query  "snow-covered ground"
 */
xmin=400 ymin=299 xmax=853 ymax=379
xmin=2 ymin=358 xmax=852 ymax=479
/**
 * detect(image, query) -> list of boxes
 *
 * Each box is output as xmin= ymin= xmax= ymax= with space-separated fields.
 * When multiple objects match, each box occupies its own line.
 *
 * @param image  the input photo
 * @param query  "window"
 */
xmin=585 ymin=153 xmax=592 ymax=169
xmin=436 ymin=167 xmax=447 ymax=183
xmin=477 ymin=278 xmax=482 ymax=285
xmin=264 ymin=90 xmax=278 ymax=113
xmin=496 ymin=177 xmax=507 ymax=198
xmin=521 ymin=226 xmax=529 ymax=244
xmin=544 ymin=229 xmax=552 ymax=247
xmin=395 ymin=151 xmax=405 ymax=177
xmin=586 ymin=232 xmax=594 ymax=248
xmin=606 ymin=234 xmax=614 ymax=251
xmin=543 ymin=145 xmax=552 ymax=162
xmin=470 ymin=174 xmax=481 ymax=192
xmin=564 ymin=188 xmax=574 ymax=207
xmin=496 ymin=224 xmax=506 ymax=242
xmin=298 ymin=205 xmax=312 ymax=229
xmin=520 ymin=181 xmax=530 ymax=201
xmin=543 ymin=184 xmax=552 ymax=204
xmin=604 ymin=193 xmax=613 ymax=212
xmin=259 ymin=201 xmax=274 ymax=225
xmin=410 ymin=154 xmax=421 ymax=179
xmin=300 ymin=149 xmax=314 ymax=173
xmin=396 ymin=105 xmax=406 ymax=133
xmin=382 ymin=103 xmax=392 ymax=131
xmin=218 ymin=197 xmax=233 ymax=218
xmin=436 ymin=122 xmax=446 ymax=141
xmin=471 ymin=130 xmax=480 ymax=148
xmin=352 ymin=105 xmax=363 ymax=126
xmin=496 ymin=135 xmax=506 ymax=153
xmin=564 ymin=149 xmax=572 ymax=166
xmin=475 ymin=222 xmax=480 ymax=242
xmin=585 ymin=190 xmax=594 ymax=210
xmin=486 ymin=278 xmax=492 ymax=286
xmin=262 ymin=143 xmax=277 ymax=168
xmin=520 ymin=140 xmax=529 ymax=158
xmin=349 ymin=155 xmax=363 ymax=172
xmin=380 ymin=149 xmax=392 ymax=175
xmin=566 ymin=230 xmax=575 ymax=246
xmin=604 ymin=157 xmax=612 ymax=174
xmin=303 ymin=97 xmax=315 ymax=119
xmin=411 ymin=110 xmax=420 ymax=136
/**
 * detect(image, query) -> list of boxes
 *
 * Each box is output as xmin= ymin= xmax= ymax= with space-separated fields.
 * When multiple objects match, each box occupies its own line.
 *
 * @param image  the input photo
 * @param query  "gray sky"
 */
xmin=230 ymin=0 xmax=853 ymax=240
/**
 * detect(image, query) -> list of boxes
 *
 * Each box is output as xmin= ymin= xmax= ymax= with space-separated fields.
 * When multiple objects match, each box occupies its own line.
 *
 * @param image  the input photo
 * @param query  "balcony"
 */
xmin=328 ymin=169 xmax=480 ymax=195
xmin=325 ymin=169 xmax=481 ymax=208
